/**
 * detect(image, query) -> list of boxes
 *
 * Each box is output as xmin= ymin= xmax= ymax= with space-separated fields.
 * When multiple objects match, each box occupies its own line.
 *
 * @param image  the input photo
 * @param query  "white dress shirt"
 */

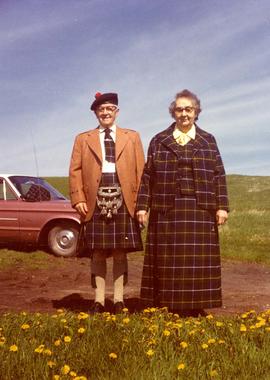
xmin=99 ymin=124 xmax=116 ymax=173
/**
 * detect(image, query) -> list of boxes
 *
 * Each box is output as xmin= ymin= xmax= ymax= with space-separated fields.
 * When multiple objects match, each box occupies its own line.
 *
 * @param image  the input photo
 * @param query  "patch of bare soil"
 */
xmin=0 ymin=256 xmax=269 ymax=315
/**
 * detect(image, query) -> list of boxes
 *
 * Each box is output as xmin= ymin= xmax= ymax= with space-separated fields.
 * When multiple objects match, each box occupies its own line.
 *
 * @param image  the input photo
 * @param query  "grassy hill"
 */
xmin=45 ymin=175 xmax=270 ymax=265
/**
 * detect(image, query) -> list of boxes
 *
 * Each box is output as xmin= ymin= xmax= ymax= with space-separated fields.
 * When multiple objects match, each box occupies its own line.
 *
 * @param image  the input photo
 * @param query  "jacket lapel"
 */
xmin=115 ymin=127 xmax=129 ymax=161
xmin=192 ymin=126 xmax=209 ymax=153
xmin=159 ymin=124 xmax=181 ymax=158
xmin=85 ymin=128 xmax=102 ymax=162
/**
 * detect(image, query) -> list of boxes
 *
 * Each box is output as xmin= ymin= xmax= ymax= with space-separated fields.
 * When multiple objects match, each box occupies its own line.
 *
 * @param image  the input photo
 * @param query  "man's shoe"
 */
xmin=114 ymin=301 xmax=125 ymax=314
xmin=90 ymin=302 xmax=105 ymax=314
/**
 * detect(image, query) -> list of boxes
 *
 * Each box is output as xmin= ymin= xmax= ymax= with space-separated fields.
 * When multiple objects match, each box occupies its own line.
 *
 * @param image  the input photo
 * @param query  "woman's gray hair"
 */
xmin=169 ymin=89 xmax=202 ymax=121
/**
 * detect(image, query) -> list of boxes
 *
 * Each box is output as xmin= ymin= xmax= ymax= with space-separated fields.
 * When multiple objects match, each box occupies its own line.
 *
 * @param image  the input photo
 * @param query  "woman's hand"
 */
xmin=136 ymin=210 xmax=148 ymax=228
xmin=216 ymin=209 xmax=228 ymax=225
xmin=75 ymin=202 xmax=88 ymax=217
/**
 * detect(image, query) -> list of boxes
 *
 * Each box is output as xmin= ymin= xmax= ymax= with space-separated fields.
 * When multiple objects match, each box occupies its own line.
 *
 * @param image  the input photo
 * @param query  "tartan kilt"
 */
xmin=85 ymin=173 xmax=143 ymax=252
xmin=140 ymin=195 xmax=222 ymax=310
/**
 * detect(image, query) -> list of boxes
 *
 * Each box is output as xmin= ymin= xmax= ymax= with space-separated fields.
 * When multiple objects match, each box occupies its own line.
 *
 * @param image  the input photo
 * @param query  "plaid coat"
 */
xmin=137 ymin=123 xmax=229 ymax=310
xmin=136 ymin=123 xmax=229 ymax=213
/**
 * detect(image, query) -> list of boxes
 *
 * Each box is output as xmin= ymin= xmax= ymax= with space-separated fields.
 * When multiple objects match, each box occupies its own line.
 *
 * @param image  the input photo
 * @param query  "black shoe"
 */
xmin=90 ymin=302 xmax=105 ymax=314
xmin=114 ymin=301 xmax=125 ymax=314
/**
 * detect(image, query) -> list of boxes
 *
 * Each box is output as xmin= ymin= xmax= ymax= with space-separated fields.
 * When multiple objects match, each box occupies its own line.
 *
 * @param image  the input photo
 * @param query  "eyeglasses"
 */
xmin=174 ymin=106 xmax=195 ymax=114
xmin=96 ymin=106 xmax=118 ymax=113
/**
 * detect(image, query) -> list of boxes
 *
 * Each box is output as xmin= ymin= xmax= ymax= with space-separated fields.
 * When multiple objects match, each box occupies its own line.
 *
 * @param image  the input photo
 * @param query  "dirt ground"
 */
xmin=0 ymin=255 xmax=269 ymax=316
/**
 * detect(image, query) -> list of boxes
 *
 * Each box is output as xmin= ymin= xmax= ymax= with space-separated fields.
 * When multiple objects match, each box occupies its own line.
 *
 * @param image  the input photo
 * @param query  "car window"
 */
xmin=0 ymin=178 xmax=17 ymax=200
xmin=9 ymin=176 xmax=66 ymax=200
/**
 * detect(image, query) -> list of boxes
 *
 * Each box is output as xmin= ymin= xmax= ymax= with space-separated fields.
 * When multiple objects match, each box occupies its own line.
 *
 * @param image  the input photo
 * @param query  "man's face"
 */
xmin=95 ymin=102 xmax=119 ymax=128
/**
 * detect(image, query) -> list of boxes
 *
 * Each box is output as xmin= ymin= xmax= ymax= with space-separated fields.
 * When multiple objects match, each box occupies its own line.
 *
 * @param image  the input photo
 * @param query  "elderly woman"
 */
xmin=136 ymin=89 xmax=229 ymax=316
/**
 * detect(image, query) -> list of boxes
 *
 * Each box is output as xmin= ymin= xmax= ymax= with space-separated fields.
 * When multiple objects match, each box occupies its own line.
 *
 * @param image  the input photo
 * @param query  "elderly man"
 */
xmin=69 ymin=92 xmax=145 ymax=314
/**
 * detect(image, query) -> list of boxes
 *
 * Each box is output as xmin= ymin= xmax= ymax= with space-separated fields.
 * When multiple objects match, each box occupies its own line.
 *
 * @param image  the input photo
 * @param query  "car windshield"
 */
xmin=9 ymin=176 xmax=66 ymax=201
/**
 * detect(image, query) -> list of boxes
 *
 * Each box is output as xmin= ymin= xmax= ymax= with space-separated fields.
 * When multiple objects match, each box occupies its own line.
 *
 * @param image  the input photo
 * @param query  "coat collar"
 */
xmin=159 ymin=123 xmax=209 ymax=156
xmin=85 ymin=126 xmax=129 ymax=162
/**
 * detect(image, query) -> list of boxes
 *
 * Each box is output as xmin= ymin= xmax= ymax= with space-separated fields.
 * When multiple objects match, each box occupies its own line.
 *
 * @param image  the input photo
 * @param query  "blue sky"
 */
xmin=1 ymin=0 xmax=269 ymax=176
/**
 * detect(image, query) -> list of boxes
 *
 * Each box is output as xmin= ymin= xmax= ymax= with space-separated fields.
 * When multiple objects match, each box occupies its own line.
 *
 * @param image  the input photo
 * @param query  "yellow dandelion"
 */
xmin=146 ymin=349 xmax=155 ymax=357
xmin=163 ymin=330 xmax=171 ymax=336
xmin=21 ymin=323 xmax=30 ymax=330
xmin=122 ymin=307 xmax=129 ymax=312
xmin=143 ymin=308 xmax=150 ymax=313
xmin=177 ymin=363 xmax=185 ymax=370
xmin=180 ymin=341 xmax=188 ymax=349
xmin=47 ymin=360 xmax=56 ymax=368
xmin=206 ymin=314 xmax=214 ymax=320
xmin=188 ymin=329 xmax=196 ymax=336
xmin=64 ymin=336 xmax=72 ymax=343
xmin=210 ymin=369 xmax=218 ymax=377
xmin=78 ymin=312 xmax=89 ymax=320
xmin=78 ymin=327 xmax=86 ymax=334
xmin=208 ymin=338 xmax=216 ymax=344
xmin=109 ymin=352 xmax=117 ymax=359
xmin=70 ymin=371 xmax=77 ymax=377
xmin=216 ymin=321 xmax=223 ymax=327
xmin=60 ymin=318 xmax=67 ymax=324
xmin=34 ymin=344 xmax=45 ymax=353
xmin=201 ymin=343 xmax=209 ymax=349
xmin=53 ymin=375 xmax=60 ymax=380
xmin=43 ymin=349 xmax=52 ymax=356
xmin=240 ymin=324 xmax=247 ymax=332
xmin=218 ymin=339 xmax=225 ymax=344
xmin=9 ymin=344 xmax=18 ymax=352
xmin=122 ymin=318 xmax=130 ymax=324
xmin=54 ymin=339 xmax=61 ymax=346
xmin=51 ymin=314 xmax=58 ymax=318
xmin=57 ymin=309 xmax=64 ymax=313
xmin=21 ymin=311 xmax=27 ymax=316
xmin=61 ymin=364 xmax=71 ymax=375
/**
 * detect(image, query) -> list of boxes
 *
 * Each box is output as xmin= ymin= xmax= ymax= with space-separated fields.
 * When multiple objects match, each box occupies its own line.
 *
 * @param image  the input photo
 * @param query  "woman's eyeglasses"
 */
xmin=174 ymin=106 xmax=195 ymax=114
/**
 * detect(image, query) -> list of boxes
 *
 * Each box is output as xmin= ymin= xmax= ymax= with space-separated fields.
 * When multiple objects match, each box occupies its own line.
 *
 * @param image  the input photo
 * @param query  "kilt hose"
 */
xmin=85 ymin=173 xmax=143 ymax=252
xmin=140 ymin=195 xmax=222 ymax=311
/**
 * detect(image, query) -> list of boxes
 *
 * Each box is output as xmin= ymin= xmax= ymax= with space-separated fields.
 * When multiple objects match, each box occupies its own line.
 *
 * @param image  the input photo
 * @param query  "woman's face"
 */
xmin=174 ymin=97 xmax=197 ymax=131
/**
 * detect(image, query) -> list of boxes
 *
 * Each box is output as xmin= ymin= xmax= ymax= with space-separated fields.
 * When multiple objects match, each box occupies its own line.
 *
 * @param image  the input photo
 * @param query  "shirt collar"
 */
xmin=99 ymin=124 xmax=116 ymax=133
xmin=173 ymin=124 xmax=196 ymax=139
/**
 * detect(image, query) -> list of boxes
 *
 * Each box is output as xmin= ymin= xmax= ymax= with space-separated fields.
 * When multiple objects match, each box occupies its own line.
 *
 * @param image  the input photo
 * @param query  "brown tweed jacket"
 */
xmin=136 ymin=123 xmax=229 ymax=212
xmin=69 ymin=126 xmax=145 ymax=221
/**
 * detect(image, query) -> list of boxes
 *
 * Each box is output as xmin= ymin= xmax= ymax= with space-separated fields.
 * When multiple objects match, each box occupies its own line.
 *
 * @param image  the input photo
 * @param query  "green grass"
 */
xmin=0 ymin=248 xmax=63 ymax=270
xmin=219 ymin=175 xmax=270 ymax=264
xmin=0 ymin=308 xmax=269 ymax=380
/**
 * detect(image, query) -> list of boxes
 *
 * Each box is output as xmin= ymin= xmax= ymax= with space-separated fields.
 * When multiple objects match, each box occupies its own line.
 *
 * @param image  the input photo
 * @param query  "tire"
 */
xmin=48 ymin=223 xmax=79 ymax=257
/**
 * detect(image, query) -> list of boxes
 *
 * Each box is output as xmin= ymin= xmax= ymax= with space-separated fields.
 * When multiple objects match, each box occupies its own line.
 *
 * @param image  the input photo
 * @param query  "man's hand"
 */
xmin=75 ymin=202 xmax=88 ymax=217
xmin=136 ymin=210 xmax=148 ymax=227
xmin=216 ymin=209 xmax=228 ymax=225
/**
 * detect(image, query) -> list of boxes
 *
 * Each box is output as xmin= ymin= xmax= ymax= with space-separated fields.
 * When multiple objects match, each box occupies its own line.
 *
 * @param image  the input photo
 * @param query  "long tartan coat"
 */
xmin=136 ymin=123 xmax=229 ymax=310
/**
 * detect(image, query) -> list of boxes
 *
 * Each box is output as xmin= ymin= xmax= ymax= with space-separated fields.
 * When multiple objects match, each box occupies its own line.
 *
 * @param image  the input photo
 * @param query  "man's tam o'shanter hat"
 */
xmin=90 ymin=92 xmax=118 ymax=111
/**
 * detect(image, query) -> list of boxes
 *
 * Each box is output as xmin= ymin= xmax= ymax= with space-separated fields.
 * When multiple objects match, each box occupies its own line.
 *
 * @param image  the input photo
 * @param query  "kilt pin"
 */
xmin=137 ymin=123 xmax=229 ymax=310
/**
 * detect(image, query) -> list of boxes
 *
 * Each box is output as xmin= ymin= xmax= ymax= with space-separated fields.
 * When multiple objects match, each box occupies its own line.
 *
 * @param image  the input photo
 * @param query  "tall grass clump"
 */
xmin=219 ymin=175 xmax=270 ymax=264
xmin=1 ymin=308 xmax=270 ymax=380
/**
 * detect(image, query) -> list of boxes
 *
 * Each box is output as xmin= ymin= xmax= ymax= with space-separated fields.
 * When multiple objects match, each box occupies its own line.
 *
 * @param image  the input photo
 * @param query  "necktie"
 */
xmin=104 ymin=128 xmax=115 ymax=162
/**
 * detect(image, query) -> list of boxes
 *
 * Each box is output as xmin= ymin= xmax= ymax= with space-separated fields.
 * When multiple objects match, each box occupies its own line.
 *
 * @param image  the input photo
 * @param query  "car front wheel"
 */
xmin=48 ymin=223 xmax=79 ymax=257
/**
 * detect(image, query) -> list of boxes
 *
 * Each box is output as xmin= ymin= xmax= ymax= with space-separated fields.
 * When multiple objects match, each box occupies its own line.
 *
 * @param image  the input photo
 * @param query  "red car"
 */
xmin=0 ymin=174 xmax=81 ymax=257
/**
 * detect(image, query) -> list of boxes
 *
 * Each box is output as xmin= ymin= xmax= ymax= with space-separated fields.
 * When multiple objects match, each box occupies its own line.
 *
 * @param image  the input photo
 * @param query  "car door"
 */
xmin=0 ymin=177 xmax=20 ymax=244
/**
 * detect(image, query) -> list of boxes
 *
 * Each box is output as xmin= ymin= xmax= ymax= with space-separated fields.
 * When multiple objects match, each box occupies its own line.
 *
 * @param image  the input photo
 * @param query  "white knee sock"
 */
xmin=95 ymin=276 xmax=105 ymax=306
xmin=114 ymin=275 xmax=124 ymax=304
